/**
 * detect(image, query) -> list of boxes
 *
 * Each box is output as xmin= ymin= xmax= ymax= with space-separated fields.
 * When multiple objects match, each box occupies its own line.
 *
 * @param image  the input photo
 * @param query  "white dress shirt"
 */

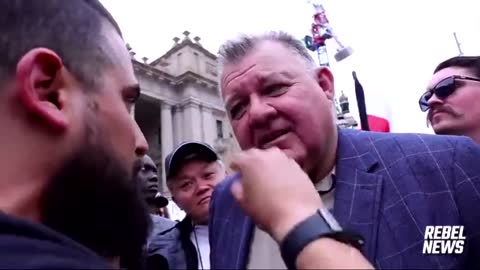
xmin=247 ymin=170 xmax=336 ymax=269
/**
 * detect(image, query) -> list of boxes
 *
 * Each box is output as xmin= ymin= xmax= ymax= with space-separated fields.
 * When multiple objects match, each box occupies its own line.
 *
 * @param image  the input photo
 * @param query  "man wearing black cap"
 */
xmin=146 ymin=142 xmax=226 ymax=270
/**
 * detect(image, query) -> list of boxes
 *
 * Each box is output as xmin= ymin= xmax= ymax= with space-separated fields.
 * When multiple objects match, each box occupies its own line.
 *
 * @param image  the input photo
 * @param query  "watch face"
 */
xmin=319 ymin=208 xmax=342 ymax=231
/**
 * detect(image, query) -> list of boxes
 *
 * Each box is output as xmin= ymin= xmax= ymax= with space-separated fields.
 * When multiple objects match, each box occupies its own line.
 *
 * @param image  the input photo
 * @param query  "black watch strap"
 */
xmin=279 ymin=209 xmax=364 ymax=270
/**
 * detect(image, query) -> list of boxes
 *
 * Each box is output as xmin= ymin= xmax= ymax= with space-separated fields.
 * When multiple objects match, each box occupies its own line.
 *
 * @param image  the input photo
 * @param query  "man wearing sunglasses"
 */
xmin=420 ymin=56 xmax=480 ymax=143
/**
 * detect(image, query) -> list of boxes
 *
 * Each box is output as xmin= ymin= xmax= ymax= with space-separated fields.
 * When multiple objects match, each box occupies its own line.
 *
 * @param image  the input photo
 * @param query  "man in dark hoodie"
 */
xmin=0 ymin=0 xmax=152 ymax=269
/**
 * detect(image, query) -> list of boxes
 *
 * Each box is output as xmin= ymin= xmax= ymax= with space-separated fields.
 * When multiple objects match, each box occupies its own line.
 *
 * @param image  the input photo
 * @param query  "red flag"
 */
xmin=366 ymin=115 xmax=390 ymax=132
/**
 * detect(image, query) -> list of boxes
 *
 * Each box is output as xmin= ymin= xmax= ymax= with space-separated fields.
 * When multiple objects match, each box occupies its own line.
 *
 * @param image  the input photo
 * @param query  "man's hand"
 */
xmin=230 ymin=147 xmax=322 ymax=243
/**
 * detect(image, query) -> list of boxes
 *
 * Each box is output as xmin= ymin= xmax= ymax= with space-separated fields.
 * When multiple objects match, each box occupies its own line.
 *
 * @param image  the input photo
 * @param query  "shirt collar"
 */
xmin=314 ymin=167 xmax=336 ymax=192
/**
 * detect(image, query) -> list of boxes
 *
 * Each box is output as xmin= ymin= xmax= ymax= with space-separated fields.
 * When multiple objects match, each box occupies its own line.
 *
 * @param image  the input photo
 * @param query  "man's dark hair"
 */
xmin=0 ymin=0 xmax=123 ymax=89
xmin=434 ymin=56 xmax=480 ymax=78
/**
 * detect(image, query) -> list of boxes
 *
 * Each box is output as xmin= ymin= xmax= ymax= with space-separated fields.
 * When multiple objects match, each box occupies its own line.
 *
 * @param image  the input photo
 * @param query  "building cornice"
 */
xmin=139 ymin=90 xmax=176 ymax=106
xmin=178 ymin=96 xmax=225 ymax=114
xmin=134 ymin=60 xmax=218 ymax=91
xmin=150 ymin=39 xmax=217 ymax=66
xmin=133 ymin=60 xmax=175 ymax=84
xmin=174 ymin=71 xmax=218 ymax=90
xmin=139 ymin=85 xmax=225 ymax=114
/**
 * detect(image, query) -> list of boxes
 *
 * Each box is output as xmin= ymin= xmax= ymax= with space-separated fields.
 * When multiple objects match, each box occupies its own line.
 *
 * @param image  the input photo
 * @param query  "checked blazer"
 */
xmin=209 ymin=128 xmax=480 ymax=269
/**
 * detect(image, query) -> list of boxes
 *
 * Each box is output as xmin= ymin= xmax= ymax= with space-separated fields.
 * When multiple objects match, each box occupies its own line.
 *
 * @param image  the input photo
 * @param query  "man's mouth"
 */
xmin=258 ymin=128 xmax=291 ymax=148
xmin=146 ymin=183 xmax=158 ymax=192
xmin=198 ymin=196 xmax=211 ymax=205
xmin=430 ymin=109 xmax=451 ymax=122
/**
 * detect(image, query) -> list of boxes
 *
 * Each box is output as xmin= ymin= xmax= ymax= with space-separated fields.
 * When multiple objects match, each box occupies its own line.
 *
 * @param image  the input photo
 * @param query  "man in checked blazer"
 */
xmin=209 ymin=31 xmax=480 ymax=269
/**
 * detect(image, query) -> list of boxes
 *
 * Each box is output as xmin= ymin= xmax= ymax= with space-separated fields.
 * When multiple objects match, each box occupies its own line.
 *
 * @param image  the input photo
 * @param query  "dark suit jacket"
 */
xmin=209 ymin=129 xmax=480 ymax=269
xmin=147 ymin=216 xmax=199 ymax=270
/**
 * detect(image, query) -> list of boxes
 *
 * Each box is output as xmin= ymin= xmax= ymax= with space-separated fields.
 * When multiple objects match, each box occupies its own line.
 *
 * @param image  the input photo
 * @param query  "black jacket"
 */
xmin=0 ymin=212 xmax=110 ymax=269
xmin=146 ymin=216 xmax=198 ymax=270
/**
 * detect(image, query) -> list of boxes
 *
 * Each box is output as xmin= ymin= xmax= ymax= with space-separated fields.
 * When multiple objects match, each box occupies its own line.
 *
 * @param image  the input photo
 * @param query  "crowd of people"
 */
xmin=1 ymin=1 xmax=480 ymax=269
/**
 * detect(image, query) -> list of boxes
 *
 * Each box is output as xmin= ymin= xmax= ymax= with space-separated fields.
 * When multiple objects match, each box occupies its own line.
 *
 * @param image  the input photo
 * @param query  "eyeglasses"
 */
xmin=419 ymin=75 xmax=480 ymax=112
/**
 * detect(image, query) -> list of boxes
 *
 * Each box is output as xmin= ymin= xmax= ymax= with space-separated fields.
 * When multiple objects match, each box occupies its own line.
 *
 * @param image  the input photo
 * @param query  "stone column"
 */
xmin=201 ymin=106 xmax=216 ymax=147
xmin=172 ymin=106 xmax=183 ymax=146
xmin=160 ymin=102 xmax=174 ymax=194
xmin=183 ymin=102 xmax=202 ymax=141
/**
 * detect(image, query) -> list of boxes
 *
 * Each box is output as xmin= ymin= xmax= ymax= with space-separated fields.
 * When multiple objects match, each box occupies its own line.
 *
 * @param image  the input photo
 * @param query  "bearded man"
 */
xmin=0 ymin=1 xmax=152 ymax=269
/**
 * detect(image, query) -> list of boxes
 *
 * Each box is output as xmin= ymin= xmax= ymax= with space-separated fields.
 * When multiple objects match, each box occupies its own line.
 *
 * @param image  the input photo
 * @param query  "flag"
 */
xmin=353 ymin=71 xmax=391 ymax=132
xmin=367 ymin=115 xmax=390 ymax=132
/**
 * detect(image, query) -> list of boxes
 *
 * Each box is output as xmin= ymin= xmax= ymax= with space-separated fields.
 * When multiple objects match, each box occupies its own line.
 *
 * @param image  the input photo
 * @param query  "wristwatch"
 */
xmin=279 ymin=208 xmax=365 ymax=270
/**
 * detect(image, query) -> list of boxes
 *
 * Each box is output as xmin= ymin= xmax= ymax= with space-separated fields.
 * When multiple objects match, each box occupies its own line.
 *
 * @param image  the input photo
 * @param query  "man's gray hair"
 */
xmin=217 ymin=31 xmax=316 ymax=79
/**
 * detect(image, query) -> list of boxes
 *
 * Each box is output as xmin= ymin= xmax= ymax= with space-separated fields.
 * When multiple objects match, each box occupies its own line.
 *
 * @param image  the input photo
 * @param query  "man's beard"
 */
xmin=39 ymin=125 xmax=152 ymax=269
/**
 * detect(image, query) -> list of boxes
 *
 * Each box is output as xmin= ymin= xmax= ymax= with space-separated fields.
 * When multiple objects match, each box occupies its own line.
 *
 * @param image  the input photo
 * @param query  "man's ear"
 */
xmin=15 ymin=48 xmax=68 ymax=132
xmin=314 ymin=67 xmax=335 ymax=101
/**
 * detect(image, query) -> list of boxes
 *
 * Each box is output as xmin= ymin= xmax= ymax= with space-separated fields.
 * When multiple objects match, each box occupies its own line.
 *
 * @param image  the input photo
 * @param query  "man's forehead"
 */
xmin=223 ymin=69 xmax=293 ymax=104
xmin=428 ymin=67 xmax=472 ymax=89
xmin=175 ymin=160 xmax=216 ymax=176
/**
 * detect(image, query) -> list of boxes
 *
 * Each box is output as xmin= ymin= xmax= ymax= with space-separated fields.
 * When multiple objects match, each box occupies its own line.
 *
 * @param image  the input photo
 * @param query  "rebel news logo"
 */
xmin=423 ymin=226 xmax=465 ymax=254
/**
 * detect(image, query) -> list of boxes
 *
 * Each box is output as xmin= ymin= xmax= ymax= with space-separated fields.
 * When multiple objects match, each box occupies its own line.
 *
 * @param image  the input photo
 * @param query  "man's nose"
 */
xmin=195 ymin=181 xmax=210 ymax=196
xmin=133 ymin=121 xmax=149 ymax=156
xmin=147 ymin=174 xmax=158 ymax=182
xmin=427 ymin=93 xmax=444 ymax=108
xmin=248 ymin=97 xmax=277 ymax=129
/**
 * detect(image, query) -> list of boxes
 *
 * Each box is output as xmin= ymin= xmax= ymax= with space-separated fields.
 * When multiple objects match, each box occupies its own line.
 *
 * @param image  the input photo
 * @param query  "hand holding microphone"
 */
xmin=229 ymin=147 xmax=323 ymax=243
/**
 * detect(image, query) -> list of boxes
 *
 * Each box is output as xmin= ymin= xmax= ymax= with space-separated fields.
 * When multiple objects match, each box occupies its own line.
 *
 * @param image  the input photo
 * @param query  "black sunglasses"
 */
xmin=419 ymin=75 xmax=480 ymax=112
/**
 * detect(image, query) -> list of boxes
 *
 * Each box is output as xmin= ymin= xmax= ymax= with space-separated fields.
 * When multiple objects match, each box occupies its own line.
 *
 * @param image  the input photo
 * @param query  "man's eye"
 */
xmin=180 ymin=182 xmax=192 ymax=190
xmin=264 ymin=85 xmax=288 ymax=97
xmin=230 ymin=103 xmax=246 ymax=120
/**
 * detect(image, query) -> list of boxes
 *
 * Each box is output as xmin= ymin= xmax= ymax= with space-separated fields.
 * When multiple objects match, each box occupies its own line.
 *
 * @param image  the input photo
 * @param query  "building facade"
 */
xmin=131 ymin=31 xmax=357 ymax=197
xmin=130 ymin=31 xmax=238 ymax=197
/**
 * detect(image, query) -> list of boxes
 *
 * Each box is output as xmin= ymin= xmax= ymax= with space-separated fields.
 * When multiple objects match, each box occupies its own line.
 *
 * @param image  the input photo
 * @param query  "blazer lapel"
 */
xmin=236 ymin=216 xmax=254 ymax=269
xmin=219 ymin=197 xmax=254 ymax=269
xmin=333 ymin=129 xmax=384 ymax=261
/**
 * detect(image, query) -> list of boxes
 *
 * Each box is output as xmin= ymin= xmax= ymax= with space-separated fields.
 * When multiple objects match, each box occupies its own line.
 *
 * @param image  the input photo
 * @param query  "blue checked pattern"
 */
xmin=209 ymin=129 xmax=480 ymax=269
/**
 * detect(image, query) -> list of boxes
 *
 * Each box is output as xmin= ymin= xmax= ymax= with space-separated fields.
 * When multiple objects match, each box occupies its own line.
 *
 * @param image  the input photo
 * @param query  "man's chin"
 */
xmin=432 ymin=122 xmax=462 ymax=135
xmin=40 ymin=140 xmax=151 ymax=269
xmin=145 ymin=190 xmax=159 ymax=200
xmin=193 ymin=209 xmax=210 ymax=225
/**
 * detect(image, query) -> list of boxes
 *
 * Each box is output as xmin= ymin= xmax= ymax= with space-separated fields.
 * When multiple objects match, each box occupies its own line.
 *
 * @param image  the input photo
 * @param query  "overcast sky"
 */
xmin=100 ymin=0 xmax=480 ymax=134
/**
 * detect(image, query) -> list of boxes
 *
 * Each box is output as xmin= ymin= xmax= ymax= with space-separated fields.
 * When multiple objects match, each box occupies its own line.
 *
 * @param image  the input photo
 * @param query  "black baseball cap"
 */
xmin=164 ymin=141 xmax=219 ymax=180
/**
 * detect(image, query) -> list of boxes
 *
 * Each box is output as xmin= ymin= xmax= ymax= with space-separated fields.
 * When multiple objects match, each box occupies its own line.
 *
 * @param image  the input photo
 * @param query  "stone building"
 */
xmin=130 ymin=31 xmax=238 ymax=197
xmin=130 ymin=31 xmax=356 ymax=197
